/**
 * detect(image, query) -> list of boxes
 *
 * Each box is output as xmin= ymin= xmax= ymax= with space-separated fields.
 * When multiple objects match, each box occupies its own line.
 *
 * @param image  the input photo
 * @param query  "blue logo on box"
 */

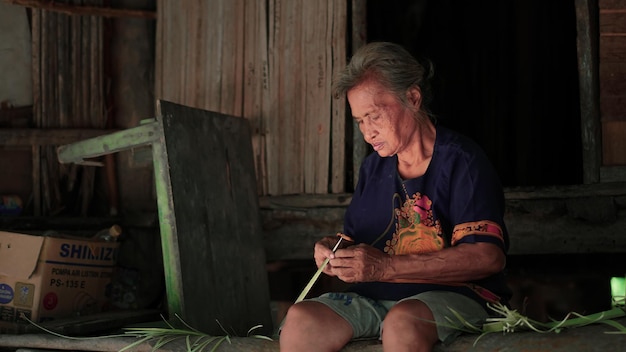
xmin=0 ymin=283 xmax=14 ymax=304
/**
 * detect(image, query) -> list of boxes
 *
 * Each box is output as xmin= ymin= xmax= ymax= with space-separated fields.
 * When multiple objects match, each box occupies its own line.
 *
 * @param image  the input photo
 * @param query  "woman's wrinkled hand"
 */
xmin=329 ymin=244 xmax=391 ymax=283
xmin=313 ymin=233 xmax=353 ymax=276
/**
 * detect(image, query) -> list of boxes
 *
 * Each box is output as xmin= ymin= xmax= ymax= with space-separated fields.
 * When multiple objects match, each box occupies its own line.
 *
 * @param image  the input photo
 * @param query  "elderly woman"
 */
xmin=280 ymin=42 xmax=510 ymax=352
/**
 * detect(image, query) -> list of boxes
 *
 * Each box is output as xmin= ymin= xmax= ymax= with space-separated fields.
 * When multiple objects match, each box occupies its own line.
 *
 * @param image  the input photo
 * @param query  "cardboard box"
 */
xmin=0 ymin=231 xmax=119 ymax=331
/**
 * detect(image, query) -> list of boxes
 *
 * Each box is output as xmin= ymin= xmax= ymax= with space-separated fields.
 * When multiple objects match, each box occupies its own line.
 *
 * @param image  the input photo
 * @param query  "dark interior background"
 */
xmin=366 ymin=0 xmax=583 ymax=187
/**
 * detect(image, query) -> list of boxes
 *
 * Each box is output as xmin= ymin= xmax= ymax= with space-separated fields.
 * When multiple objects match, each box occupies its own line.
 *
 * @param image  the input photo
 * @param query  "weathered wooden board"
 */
xmin=0 ymin=128 xmax=118 ymax=146
xmin=155 ymin=100 xmax=273 ymax=336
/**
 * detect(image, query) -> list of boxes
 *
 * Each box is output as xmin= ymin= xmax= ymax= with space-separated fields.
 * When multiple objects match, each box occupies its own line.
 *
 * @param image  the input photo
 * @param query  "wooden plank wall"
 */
xmin=31 ymin=0 xmax=105 ymax=216
xmin=600 ymin=0 xmax=626 ymax=166
xmin=156 ymin=0 xmax=347 ymax=196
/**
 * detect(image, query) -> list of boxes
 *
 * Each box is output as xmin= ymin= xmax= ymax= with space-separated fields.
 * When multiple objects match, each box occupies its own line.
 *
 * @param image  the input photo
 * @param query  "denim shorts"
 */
xmin=308 ymin=291 xmax=488 ymax=345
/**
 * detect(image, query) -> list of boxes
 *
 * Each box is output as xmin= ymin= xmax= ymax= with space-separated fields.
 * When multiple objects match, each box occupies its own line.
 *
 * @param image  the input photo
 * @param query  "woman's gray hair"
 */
xmin=332 ymin=42 xmax=434 ymax=112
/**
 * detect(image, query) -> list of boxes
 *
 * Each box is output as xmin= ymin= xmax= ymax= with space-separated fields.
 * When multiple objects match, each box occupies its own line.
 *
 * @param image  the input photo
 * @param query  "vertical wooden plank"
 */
xmin=91 ymin=14 xmax=103 ymax=127
xmin=280 ymin=0 xmax=293 ymax=193
xmin=291 ymin=0 xmax=304 ymax=193
xmin=331 ymin=0 xmax=347 ymax=193
xmin=212 ymin=0 xmax=225 ymax=112
xmin=599 ymin=0 xmax=626 ymax=168
xmin=81 ymin=10 xmax=90 ymax=127
xmin=39 ymin=9 xmax=46 ymax=132
xmin=243 ymin=0 xmax=267 ymax=194
xmin=200 ymin=0 xmax=212 ymax=110
xmin=97 ymin=14 xmax=104 ymax=125
xmin=232 ymin=0 xmax=245 ymax=117
xmin=183 ymin=0 xmax=197 ymax=107
xmin=161 ymin=0 xmax=187 ymax=104
xmin=34 ymin=9 xmax=47 ymax=215
xmin=258 ymin=0 xmax=270 ymax=195
xmin=84 ymin=8 xmax=103 ymax=216
xmin=180 ymin=0 xmax=190 ymax=106
xmin=302 ymin=0 xmax=315 ymax=193
xmin=575 ymin=0 xmax=602 ymax=183
xmin=276 ymin=0 xmax=302 ymax=194
xmin=351 ymin=0 xmax=367 ymax=190
xmin=317 ymin=0 xmax=331 ymax=193
xmin=178 ymin=1 xmax=190 ymax=106
xmin=266 ymin=0 xmax=280 ymax=195
xmin=31 ymin=146 xmax=41 ymax=216
xmin=52 ymin=9 xmax=65 ymax=211
xmin=168 ymin=0 xmax=178 ymax=105
xmin=57 ymin=9 xmax=68 ymax=128
xmin=155 ymin=0 xmax=163 ymax=101
xmin=303 ymin=0 xmax=331 ymax=194
xmin=222 ymin=0 xmax=234 ymax=114
xmin=184 ymin=0 xmax=194 ymax=107
xmin=71 ymin=14 xmax=81 ymax=125
xmin=219 ymin=0 xmax=237 ymax=115
xmin=41 ymin=9 xmax=52 ymax=215
xmin=31 ymin=8 xmax=42 ymax=216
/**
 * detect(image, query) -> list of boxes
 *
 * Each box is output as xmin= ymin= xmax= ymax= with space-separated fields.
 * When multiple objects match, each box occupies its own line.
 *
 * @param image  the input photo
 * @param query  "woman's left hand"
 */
xmin=329 ymin=244 xmax=392 ymax=283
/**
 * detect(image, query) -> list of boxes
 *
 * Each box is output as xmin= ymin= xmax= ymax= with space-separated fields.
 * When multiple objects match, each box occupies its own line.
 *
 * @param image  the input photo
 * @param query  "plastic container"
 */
xmin=93 ymin=224 xmax=122 ymax=242
xmin=0 ymin=195 xmax=23 ymax=216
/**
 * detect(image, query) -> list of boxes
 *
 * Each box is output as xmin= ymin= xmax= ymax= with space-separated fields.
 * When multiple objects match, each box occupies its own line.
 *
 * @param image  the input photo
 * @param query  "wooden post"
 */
xmin=575 ymin=0 xmax=602 ymax=184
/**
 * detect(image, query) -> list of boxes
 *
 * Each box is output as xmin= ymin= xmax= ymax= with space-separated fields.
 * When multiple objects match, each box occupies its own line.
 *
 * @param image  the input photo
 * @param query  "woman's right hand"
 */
xmin=314 ymin=236 xmax=338 ymax=275
xmin=314 ymin=233 xmax=353 ymax=276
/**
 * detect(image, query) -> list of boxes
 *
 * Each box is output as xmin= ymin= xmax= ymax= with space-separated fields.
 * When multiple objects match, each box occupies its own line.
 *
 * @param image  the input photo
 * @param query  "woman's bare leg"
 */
xmin=381 ymin=300 xmax=438 ymax=352
xmin=280 ymin=301 xmax=353 ymax=352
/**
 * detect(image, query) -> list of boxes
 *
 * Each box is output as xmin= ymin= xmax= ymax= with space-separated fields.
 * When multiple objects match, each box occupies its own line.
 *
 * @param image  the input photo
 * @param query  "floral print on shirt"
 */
xmin=384 ymin=192 xmax=444 ymax=255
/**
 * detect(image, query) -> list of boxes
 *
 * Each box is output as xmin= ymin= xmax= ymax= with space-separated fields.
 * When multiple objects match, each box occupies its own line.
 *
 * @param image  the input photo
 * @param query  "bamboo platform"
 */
xmin=1 ymin=317 xmax=625 ymax=352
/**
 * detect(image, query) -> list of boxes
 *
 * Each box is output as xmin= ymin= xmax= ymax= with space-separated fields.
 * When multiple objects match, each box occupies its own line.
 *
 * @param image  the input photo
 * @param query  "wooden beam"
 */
xmin=260 ymin=184 xmax=626 ymax=261
xmin=504 ymin=182 xmax=626 ymax=199
xmin=600 ymin=9 xmax=626 ymax=14
xmin=56 ymin=123 xmax=158 ymax=164
xmin=2 ymin=0 xmax=156 ymax=19
xmin=0 ymin=128 xmax=119 ymax=146
xmin=259 ymin=193 xmax=352 ymax=209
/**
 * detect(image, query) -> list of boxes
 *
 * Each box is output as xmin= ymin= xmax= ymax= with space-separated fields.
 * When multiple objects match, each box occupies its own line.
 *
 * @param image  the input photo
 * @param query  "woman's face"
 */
xmin=347 ymin=79 xmax=417 ymax=157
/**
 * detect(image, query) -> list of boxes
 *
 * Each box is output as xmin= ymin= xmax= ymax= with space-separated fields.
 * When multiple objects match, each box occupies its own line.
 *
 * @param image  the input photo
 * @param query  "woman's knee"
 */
xmin=382 ymin=300 xmax=438 ymax=344
xmin=282 ymin=302 xmax=318 ymax=333
xmin=280 ymin=302 xmax=353 ymax=351
xmin=281 ymin=301 xmax=352 ymax=337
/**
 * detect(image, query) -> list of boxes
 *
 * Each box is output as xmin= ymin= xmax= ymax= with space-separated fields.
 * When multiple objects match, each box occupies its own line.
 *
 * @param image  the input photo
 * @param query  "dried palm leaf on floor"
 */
xmin=441 ymin=297 xmax=626 ymax=347
xmin=20 ymin=312 xmax=272 ymax=352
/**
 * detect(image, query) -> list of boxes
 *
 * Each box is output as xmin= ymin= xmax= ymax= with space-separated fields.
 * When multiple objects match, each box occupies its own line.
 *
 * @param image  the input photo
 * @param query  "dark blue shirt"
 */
xmin=344 ymin=125 xmax=510 ymax=307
